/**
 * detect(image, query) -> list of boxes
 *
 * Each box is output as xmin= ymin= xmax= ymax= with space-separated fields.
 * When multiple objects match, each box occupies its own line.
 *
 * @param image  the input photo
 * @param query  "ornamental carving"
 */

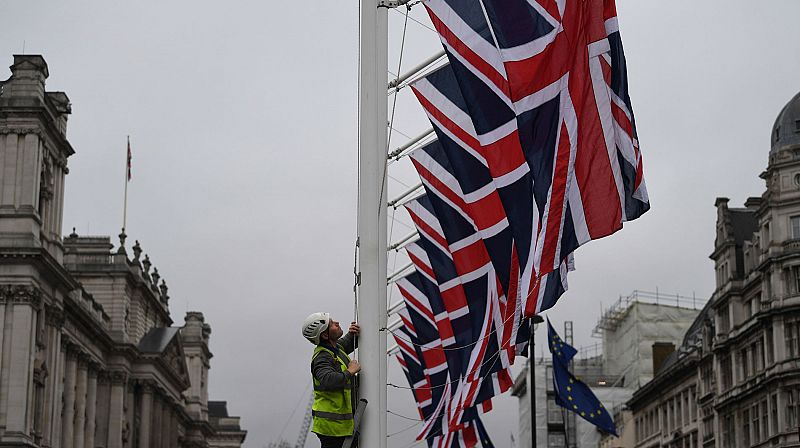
xmin=45 ymin=305 xmax=65 ymax=328
xmin=0 ymin=127 xmax=42 ymax=136
xmin=0 ymin=285 xmax=43 ymax=306
xmin=109 ymin=370 xmax=128 ymax=385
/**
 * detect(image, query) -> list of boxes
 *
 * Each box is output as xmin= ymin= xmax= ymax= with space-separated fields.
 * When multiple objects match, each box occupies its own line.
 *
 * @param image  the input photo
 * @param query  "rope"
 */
xmin=388 ymin=409 xmax=424 ymax=422
xmin=388 ymin=421 xmax=424 ymax=438
xmin=388 ymin=346 xmax=506 ymax=392
xmin=390 ymin=5 xmax=437 ymax=34
xmin=386 ymin=290 xmax=532 ymax=352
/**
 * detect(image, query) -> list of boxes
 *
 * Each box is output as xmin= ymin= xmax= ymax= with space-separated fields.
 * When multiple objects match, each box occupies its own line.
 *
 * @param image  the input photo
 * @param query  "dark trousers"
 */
xmin=317 ymin=434 xmax=346 ymax=448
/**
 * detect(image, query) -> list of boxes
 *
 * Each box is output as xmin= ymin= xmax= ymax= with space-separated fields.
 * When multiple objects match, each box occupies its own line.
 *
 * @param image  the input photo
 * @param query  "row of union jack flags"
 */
xmin=390 ymin=0 xmax=648 ymax=444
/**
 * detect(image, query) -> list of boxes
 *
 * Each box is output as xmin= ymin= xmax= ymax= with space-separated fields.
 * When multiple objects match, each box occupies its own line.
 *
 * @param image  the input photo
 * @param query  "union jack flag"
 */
xmin=414 ymin=0 xmax=648 ymax=316
xmin=393 ymin=320 xmax=497 ymax=448
xmin=400 ymin=136 xmax=569 ymax=431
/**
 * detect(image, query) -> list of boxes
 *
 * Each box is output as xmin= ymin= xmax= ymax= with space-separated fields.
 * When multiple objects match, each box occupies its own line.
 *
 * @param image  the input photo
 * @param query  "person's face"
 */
xmin=326 ymin=319 xmax=344 ymax=341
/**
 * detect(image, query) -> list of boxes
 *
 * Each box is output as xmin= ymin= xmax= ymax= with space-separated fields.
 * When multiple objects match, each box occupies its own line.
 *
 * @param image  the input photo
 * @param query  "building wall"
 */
xmin=601 ymin=301 xmax=700 ymax=388
xmin=0 ymin=55 xmax=245 ymax=448
xmin=627 ymin=90 xmax=800 ymax=448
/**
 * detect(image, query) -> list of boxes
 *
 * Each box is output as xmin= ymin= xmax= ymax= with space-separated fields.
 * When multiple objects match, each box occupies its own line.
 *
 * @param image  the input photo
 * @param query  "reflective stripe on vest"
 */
xmin=312 ymin=410 xmax=354 ymax=421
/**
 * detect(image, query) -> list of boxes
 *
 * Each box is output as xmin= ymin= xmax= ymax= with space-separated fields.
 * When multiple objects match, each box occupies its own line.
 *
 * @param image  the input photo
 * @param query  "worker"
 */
xmin=302 ymin=312 xmax=361 ymax=448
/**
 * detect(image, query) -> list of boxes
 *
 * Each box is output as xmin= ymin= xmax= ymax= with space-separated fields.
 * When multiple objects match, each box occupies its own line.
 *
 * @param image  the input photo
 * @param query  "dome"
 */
xmin=771 ymin=90 xmax=800 ymax=153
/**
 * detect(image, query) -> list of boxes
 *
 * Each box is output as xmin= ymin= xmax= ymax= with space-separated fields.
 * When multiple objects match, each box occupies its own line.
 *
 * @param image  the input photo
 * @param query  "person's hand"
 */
xmin=349 ymin=322 xmax=360 ymax=336
xmin=347 ymin=360 xmax=361 ymax=375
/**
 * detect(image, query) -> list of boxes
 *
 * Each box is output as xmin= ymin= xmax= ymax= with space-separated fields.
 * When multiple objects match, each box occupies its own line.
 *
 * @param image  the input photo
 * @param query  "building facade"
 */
xmin=0 ymin=55 xmax=246 ymax=448
xmin=626 ymin=90 xmax=800 ymax=448
xmin=512 ymin=293 xmax=701 ymax=448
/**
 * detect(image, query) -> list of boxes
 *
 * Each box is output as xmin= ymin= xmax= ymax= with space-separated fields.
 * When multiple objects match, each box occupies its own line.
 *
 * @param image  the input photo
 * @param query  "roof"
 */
xmin=138 ymin=327 xmax=180 ymax=353
xmin=771 ymin=90 xmax=800 ymax=153
xmin=729 ymin=209 xmax=758 ymax=245
xmin=209 ymin=401 xmax=245 ymax=432
xmin=208 ymin=401 xmax=229 ymax=418
xmin=655 ymin=298 xmax=712 ymax=374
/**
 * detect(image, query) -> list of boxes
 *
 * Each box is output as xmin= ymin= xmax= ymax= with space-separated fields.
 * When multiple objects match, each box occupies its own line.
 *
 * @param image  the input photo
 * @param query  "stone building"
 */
xmin=512 ymin=292 xmax=700 ymax=448
xmin=626 ymin=90 xmax=800 ymax=447
xmin=0 ymin=55 xmax=246 ymax=448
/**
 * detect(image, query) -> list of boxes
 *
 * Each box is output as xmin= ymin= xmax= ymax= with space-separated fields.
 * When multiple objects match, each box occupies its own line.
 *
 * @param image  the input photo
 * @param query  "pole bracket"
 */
xmin=377 ymin=0 xmax=411 ymax=8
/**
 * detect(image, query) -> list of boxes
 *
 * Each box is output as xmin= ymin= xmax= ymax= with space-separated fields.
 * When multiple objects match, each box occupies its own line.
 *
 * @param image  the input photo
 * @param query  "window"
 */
xmin=787 ymin=389 xmax=797 ymax=431
xmin=740 ymin=348 xmax=750 ymax=380
xmin=547 ymin=397 xmax=562 ymax=424
xmin=690 ymin=387 xmax=697 ymax=422
xmin=796 ymin=119 xmax=800 ymax=132
xmin=719 ymin=305 xmax=730 ymax=334
xmin=755 ymin=339 xmax=764 ymax=372
xmin=744 ymin=297 xmax=753 ymax=321
xmin=762 ymin=400 xmax=769 ymax=439
xmin=722 ymin=413 xmax=737 ymax=448
xmin=743 ymin=408 xmax=751 ymax=447
xmin=721 ymin=355 xmax=733 ymax=391
xmin=683 ymin=390 xmax=689 ymax=426
xmin=547 ymin=433 xmax=566 ymax=447
xmin=702 ymin=407 xmax=715 ymax=442
xmin=767 ymin=327 xmax=775 ymax=365
xmin=752 ymin=403 xmax=761 ymax=443
xmin=792 ymin=216 xmax=800 ymax=240
xmin=701 ymin=363 xmax=715 ymax=395
xmin=786 ymin=319 xmax=800 ymax=359
xmin=772 ymin=394 xmax=779 ymax=435
xmin=791 ymin=266 xmax=800 ymax=294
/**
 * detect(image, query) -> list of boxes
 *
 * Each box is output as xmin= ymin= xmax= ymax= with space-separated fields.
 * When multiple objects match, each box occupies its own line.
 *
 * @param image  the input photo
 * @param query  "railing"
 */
xmin=783 ymin=239 xmax=800 ymax=252
xmin=66 ymin=253 xmax=115 ymax=265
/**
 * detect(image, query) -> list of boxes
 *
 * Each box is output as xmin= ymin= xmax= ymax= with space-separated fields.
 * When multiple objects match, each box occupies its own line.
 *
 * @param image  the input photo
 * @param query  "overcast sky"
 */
xmin=2 ymin=1 xmax=800 ymax=447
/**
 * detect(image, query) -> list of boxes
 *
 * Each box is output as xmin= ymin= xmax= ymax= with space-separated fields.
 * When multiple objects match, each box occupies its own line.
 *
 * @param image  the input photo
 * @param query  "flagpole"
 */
xmin=530 ymin=315 xmax=543 ymax=448
xmin=357 ymin=0 xmax=388 ymax=446
xmin=123 ymin=135 xmax=130 ymax=232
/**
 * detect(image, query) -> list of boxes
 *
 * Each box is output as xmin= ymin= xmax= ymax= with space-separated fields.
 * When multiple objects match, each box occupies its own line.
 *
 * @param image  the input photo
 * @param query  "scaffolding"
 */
xmin=592 ymin=289 xmax=705 ymax=337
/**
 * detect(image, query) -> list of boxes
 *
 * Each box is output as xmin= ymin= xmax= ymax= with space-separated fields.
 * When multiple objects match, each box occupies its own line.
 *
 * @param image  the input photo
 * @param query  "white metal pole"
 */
xmin=358 ymin=0 xmax=388 ymax=445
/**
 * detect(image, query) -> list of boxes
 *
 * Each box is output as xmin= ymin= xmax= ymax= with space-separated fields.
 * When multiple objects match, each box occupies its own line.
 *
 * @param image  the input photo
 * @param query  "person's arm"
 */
xmin=338 ymin=332 xmax=355 ymax=355
xmin=311 ymin=351 xmax=358 ymax=389
xmin=338 ymin=322 xmax=361 ymax=355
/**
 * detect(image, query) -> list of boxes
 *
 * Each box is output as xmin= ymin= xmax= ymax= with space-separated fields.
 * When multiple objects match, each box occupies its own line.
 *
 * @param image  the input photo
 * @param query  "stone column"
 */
xmin=85 ymin=366 xmax=97 ymax=448
xmin=73 ymin=358 xmax=88 ymax=448
xmin=2 ymin=286 xmax=41 ymax=436
xmin=161 ymin=401 xmax=171 ymax=448
xmin=51 ymin=338 xmax=67 ymax=448
xmin=95 ymin=372 xmax=110 ymax=445
xmin=42 ymin=307 xmax=64 ymax=448
xmin=170 ymin=410 xmax=179 ymax=448
xmin=125 ymin=381 xmax=135 ymax=448
xmin=107 ymin=371 xmax=127 ymax=448
xmin=61 ymin=349 xmax=78 ymax=448
xmin=138 ymin=383 xmax=153 ymax=448
xmin=151 ymin=396 xmax=162 ymax=448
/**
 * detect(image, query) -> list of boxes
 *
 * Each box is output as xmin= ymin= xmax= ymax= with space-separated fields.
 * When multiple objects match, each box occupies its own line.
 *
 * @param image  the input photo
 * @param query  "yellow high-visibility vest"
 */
xmin=311 ymin=345 xmax=354 ymax=437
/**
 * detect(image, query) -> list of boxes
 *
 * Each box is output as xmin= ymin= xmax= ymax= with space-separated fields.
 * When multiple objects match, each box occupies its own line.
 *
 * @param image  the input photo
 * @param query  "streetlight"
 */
xmin=529 ymin=315 xmax=544 ymax=448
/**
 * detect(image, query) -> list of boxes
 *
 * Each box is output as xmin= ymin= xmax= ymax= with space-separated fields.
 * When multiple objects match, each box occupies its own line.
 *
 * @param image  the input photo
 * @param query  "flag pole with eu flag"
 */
xmin=547 ymin=319 xmax=617 ymax=437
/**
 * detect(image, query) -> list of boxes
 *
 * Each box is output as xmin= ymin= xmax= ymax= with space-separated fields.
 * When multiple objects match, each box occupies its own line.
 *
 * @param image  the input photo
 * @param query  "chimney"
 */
xmin=652 ymin=342 xmax=676 ymax=374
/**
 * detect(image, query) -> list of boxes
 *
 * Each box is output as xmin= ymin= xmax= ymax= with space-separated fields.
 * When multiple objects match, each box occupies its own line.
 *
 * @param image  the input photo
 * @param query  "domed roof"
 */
xmin=771 ymin=90 xmax=800 ymax=153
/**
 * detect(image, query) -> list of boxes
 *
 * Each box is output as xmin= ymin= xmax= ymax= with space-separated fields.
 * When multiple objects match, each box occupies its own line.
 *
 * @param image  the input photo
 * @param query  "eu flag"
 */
xmin=548 ymin=321 xmax=617 ymax=436
xmin=547 ymin=319 xmax=577 ymax=365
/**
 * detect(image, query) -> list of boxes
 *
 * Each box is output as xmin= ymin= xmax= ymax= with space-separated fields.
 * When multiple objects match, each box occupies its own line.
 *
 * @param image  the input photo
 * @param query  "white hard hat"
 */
xmin=302 ymin=312 xmax=331 ymax=345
